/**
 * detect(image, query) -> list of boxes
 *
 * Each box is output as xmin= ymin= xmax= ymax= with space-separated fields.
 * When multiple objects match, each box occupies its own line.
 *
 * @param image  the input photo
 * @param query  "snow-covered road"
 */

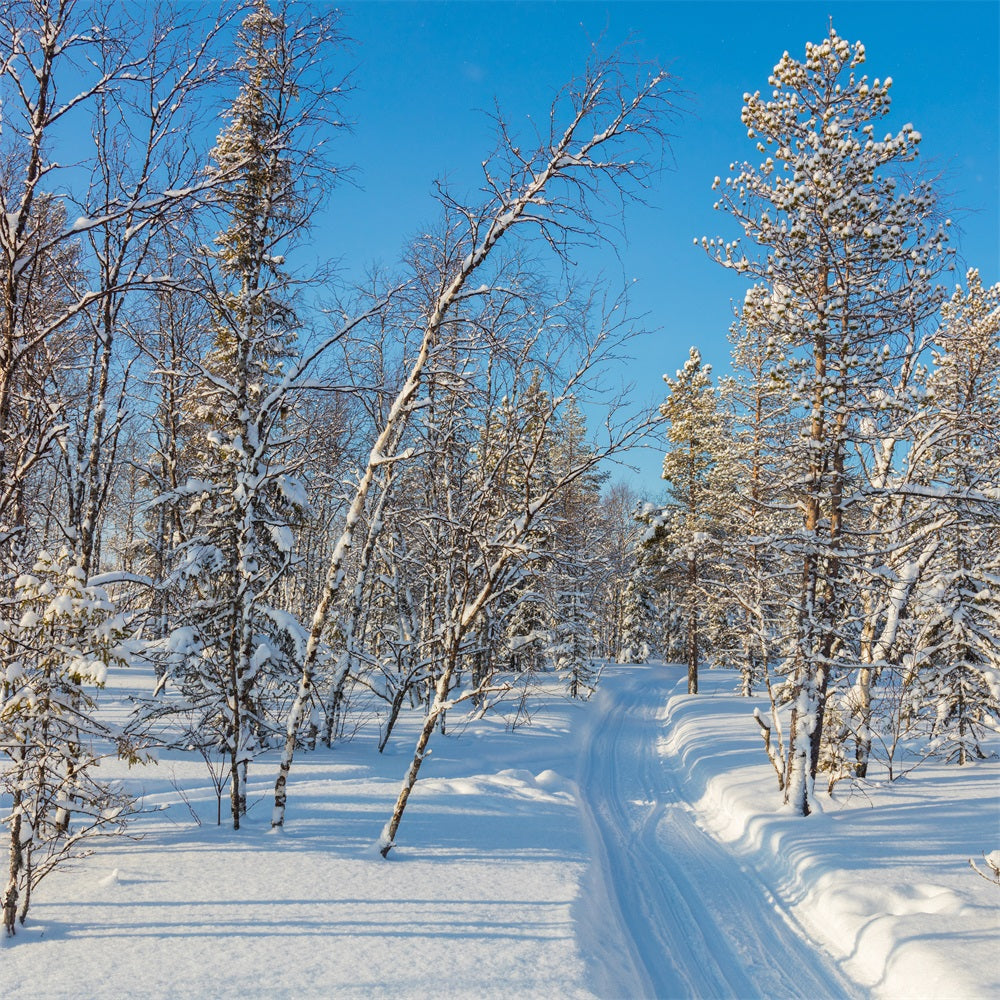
xmin=575 ymin=663 xmax=860 ymax=1000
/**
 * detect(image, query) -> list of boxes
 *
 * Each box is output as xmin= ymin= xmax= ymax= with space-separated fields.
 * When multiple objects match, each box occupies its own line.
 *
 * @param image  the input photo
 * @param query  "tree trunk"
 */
xmin=378 ymin=686 xmax=408 ymax=753
xmin=379 ymin=682 xmax=449 ymax=857
xmin=3 ymin=789 xmax=23 ymax=935
xmin=687 ymin=552 xmax=698 ymax=694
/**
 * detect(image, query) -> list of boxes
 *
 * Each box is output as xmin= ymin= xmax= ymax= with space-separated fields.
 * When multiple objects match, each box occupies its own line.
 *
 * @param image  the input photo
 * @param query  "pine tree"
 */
xmin=544 ymin=398 xmax=606 ymax=698
xmin=594 ymin=482 xmax=644 ymax=662
xmin=707 ymin=27 xmax=951 ymax=813
xmin=1 ymin=548 xmax=137 ymax=932
xmin=495 ymin=370 xmax=555 ymax=674
xmin=717 ymin=288 xmax=798 ymax=695
xmin=905 ymin=271 xmax=1000 ymax=763
xmin=150 ymin=0 xmax=334 ymax=828
xmin=618 ymin=550 xmax=659 ymax=664
xmin=658 ymin=347 xmax=727 ymax=694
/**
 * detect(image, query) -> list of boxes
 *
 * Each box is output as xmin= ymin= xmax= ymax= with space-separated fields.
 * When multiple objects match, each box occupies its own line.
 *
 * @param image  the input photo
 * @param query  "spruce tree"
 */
xmin=1 ymin=549 xmax=137 ymax=931
xmin=619 ymin=550 xmax=660 ymax=664
xmin=150 ymin=1 xmax=335 ymax=828
xmin=498 ymin=370 xmax=555 ymax=674
xmin=906 ymin=271 xmax=1000 ymax=763
xmin=545 ymin=398 xmax=606 ymax=698
xmin=717 ymin=288 xmax=798 ymax=695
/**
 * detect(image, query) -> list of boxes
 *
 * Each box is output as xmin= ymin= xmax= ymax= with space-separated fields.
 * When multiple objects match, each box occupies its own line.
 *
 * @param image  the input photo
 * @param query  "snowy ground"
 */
xmin=3 ymin=663 xmax=998 ymax=999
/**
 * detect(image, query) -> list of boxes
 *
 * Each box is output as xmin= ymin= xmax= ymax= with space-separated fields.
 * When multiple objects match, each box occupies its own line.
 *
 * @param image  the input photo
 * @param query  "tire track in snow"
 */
xmin=575 ymin=663 xmax=860 ymax=1000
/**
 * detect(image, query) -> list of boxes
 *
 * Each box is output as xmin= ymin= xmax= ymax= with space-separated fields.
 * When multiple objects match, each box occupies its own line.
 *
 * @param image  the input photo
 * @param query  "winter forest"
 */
xmin=2 ymin=1 xmax=998 ymax=996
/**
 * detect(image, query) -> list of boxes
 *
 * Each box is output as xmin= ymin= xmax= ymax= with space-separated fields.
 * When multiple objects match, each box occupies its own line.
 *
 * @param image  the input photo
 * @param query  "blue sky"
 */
xmin=321 ymin=2 xmax=999 ymax=495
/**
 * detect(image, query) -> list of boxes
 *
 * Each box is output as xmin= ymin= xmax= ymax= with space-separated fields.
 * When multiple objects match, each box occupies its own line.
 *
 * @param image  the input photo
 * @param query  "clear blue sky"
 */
xmin=321 ymin=1 xmax=998 ymax=495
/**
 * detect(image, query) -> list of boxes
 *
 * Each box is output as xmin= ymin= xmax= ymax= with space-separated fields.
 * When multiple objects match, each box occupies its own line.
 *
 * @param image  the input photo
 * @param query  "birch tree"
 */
xmin=272 ymin=50 xmax=675 ymax=829
xmin=379 ymin=294 xmax=659 ymax=855
xmin=0 ymin=1 xmax=240 ymax=564
xmin=0 ymin=0 xmax=244 ymax=920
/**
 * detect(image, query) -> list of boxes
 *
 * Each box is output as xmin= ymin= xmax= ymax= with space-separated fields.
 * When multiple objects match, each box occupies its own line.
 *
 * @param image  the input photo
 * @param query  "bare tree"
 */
xmin=379 ymin=286 xmax=658 ymax=854
xmin=272 ymin=49 xmax=675 ymax=829
xmin=0 ymin=0 xmax=243 ymax=929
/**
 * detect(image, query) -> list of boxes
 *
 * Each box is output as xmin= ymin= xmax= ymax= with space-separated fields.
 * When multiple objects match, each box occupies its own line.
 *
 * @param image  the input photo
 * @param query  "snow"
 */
xmin=575 ymin=667 xmax=857 ymax=998
xmin=277 ymin=473 xmax=308 ymax=509
xmin=268 ymin=522 xmax=295 ymax=553
xmin=3 ymin=662 xmax=997 ymax=999
xmin=656 ymin=668 xmax=1000 ymax=998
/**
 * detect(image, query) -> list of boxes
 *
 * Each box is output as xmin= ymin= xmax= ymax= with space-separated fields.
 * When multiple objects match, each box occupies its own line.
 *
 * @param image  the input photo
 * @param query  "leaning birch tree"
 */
xmin=379 ymin=290 xmax=659 ymax=855
xmin=272 ymin=50 xmax=676 ymax=829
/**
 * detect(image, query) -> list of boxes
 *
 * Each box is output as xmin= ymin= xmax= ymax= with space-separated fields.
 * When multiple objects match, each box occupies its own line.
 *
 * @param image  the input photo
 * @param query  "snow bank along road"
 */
xmin=575 ymin=664 xmax=860 ymax=1000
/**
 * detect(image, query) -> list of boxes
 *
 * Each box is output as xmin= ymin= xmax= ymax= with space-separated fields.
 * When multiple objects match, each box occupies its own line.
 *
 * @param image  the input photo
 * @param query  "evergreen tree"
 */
xmin=618 ymin=552 xmax=659 ymax=664
xmin=544 ymin=398 xmax=606 ymax=698
xmin=150 ymin=1 xmax=337 ymax=828
xmin=594 ymin=482 xmax=644 ymax=662
xmin=658 ymin=347 xmax=727 ymax=694
xmin=1 ymin=548 xmax=137 ymax=931
xmin=497 ymin=370 xmax=555 ymax=674
xmin=905 ymin=271 xmax=1000 ymax=763
xmin=637 ymin=503 xmax=687 ymax=664
xmin=707 ymin=27 xmax=951 ymax=813
xmin=717 ymin=288 xmax=797 ymax=695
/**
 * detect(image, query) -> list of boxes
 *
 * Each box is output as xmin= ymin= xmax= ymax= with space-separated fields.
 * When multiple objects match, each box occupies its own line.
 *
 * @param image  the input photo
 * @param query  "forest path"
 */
xmin=575 ymin=663 xmax=861 ymax=1000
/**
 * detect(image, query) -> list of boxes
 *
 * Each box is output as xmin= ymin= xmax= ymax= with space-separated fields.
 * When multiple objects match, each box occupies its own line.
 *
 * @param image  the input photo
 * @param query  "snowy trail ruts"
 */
xmin=576 ymin=664 xmax=860 ymax=1000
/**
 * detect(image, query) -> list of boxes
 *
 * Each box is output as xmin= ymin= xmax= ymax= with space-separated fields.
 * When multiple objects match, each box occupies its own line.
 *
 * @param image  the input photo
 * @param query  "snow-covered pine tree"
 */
xmin=544 ymin=398 xmax=606 ymax=698
xmin=707 ymin=27 xmax=952 ymax=813
xmin=636 ymin=503 xmax=687 ymax=664
xmin=657 ymin=347 xmax=728 ymax=694
xmin=1 ymin=548 xmax=138 ymax=932
xmin=618 ymin=547 xmax=660 ymax=664
xmin=716 ymin=287 xmax=798 ymax=696
xmin=492 ymin=369 xmax=555 ymax=675
xmin=594 ymin=482 xmax=643 ymax=663
xmin=905 ymin=271 xmax=1000 ymax=763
